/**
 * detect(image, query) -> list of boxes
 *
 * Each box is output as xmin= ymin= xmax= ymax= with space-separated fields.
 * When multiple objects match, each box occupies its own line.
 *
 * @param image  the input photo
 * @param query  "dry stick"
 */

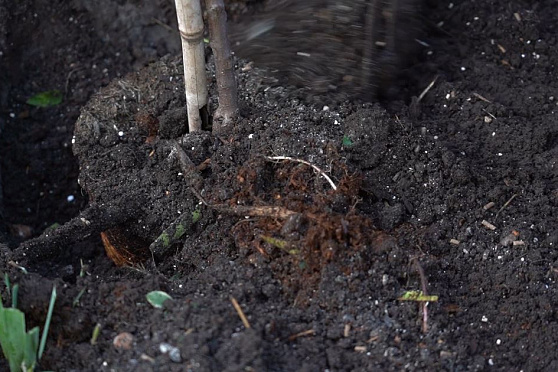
xmin=287 ymin=329 xmax=315 ymax=341
xmin=170 ymin=140 xmax=204 ymax=190
xmin=206 ymin=0 xmax=239 ymax=134
xmin=265 ymin=156 xmax=337 ymax=191
xmin=230 ymin=297 xmax=251 ymax=328
xmin=494 ymin=193 xmax=518 ymax=220
xmin=472 ymin=92 xmax=492 ymax=103
xmin=151 ymin=17 xmax=174 ymax=32
xmin=411 ymin=257 xmax=430 ymax=334
xmin=417 ymin=76 xmax=438 ymax=103
xmin=175 ymin=0 xmax=208 ymax=132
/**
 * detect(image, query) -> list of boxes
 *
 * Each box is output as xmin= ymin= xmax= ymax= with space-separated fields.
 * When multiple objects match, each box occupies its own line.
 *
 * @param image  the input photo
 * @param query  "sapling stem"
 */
xmin=206 ymin=0 xmax=238 ymax=134
xmin=175 ymin=0 xmax=208 ymax=132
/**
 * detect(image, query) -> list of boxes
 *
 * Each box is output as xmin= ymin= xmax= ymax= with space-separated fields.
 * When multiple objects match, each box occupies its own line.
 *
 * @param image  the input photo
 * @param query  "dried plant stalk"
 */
xmin=206 ymin=0 xmax=238 ymax=134
xmin=175 ymin=0 xmax=208 ymax=132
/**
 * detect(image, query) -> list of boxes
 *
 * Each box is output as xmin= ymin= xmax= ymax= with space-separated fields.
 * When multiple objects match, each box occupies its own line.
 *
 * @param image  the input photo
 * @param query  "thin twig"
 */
xmin=482 ymin=108 xmax=497 ymax=120
xmin=265 ymin=156 xmax=337 ymax=191
xmin=230 ymin=297 xmax=251 ymax=328
xmin=417 ymin=76 xmax=438 ymax=103
xmin=287 ymin=329 xmax=315 ymax=341
xmin=495 ymin=193 xmax=518 ymax=220
xmin=472 ymin=92 xmax=492 ymax=103
xmin=151 ymin=17 xmax=175 ymax=32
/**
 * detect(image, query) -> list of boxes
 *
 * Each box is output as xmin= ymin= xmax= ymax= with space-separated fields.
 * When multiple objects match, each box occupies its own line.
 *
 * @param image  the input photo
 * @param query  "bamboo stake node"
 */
xmin=175 ymin=0 xmax=208 ymax=132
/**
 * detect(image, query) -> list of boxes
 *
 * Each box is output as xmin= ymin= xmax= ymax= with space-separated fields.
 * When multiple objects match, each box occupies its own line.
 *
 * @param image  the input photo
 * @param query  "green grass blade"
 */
xmin=73 ymin=288 xmax=86 ymax=307
xmin=11 ymin=284 xmax=19 ymax=309
xmin=3 ymin=273 xmax=10 ymax=298
xmin=38 ymin=286 xmax=56 ymax=360
xmin=22 ymin=326 xmax=39 ymax=371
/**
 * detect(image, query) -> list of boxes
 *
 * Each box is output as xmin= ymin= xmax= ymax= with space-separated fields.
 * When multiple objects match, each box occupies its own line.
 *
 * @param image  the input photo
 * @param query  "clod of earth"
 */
xmin=10 ymin=54 xmax=395 ymax=298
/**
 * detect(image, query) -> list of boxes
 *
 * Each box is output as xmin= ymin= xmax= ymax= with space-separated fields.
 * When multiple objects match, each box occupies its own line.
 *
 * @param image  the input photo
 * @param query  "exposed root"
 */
xmin=10 ymin=202 xmax=137 ymax=267
xmin=264 ymin=156 xmax=337 ymax=191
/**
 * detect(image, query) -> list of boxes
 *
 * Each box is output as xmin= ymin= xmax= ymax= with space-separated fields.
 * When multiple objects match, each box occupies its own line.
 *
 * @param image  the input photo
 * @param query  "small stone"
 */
xmin=113 ymin=332 xmax=134 ymax=350
xmin=159 ymin=343 xmax=182 ymax=363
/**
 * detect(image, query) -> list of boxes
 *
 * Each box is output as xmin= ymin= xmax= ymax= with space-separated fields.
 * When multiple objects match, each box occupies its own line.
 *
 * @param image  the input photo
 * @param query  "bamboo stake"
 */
xmin=206 ymin=0 xmax=239 ymax=134
xmin=175 ymin=0 xmax=208 ymax=132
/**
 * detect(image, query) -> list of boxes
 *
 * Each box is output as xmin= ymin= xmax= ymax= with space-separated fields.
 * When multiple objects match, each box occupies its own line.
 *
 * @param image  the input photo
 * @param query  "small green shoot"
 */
xmin=398 ymin=290 xmax=438 ymax=302
xmin=90 ymin=323 xmax=101 ymax=345
xmin=173 ymin=223 xmax=186 ymax=240
xmin=342 ymin=135 xmax=354 ymax=147
xmin=8 ymin=262 xmax=28 ymax=275
xmin=0 ymin=284 xmax=56 ymax=372
xmin=26 ymin=90 xmax=63 ymax=108
xmin=261 ymin=235 xmax=299 ymax=255
xmin=11 ymin=285 xmax=18 ymax=309
xmin=38 ymin=286 xmax=56 ymax=360
xmin=79 ymin=259 xmax=87 ymax=278
xmin=146 ymin=291 xmax=173 ymax=309
xmin=73 ymin=289 xmax=86 ymax=307
xmin=45 ymin=223 xmax=60 ymax=232
xmin=160 ymin=232 xmax=171 ymax=248
xmin=192 ymin=209 xmax=202 ymax=223
xmin=4 ymin=273 xmax=19 ymax=309
xmin=3 ymin=274 xmax=10 ymax=298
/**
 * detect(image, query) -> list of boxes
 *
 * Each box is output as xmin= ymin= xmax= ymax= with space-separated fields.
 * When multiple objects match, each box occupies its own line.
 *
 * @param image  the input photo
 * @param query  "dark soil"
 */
xmin=1 ymin=0 xmax=558 ymax=371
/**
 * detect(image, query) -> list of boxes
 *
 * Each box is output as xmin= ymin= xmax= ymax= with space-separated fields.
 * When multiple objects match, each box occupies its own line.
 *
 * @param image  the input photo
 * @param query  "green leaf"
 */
xmin=146 ymin=290 xmax=173 ymax=309
xmin=342 ymin=135 xmax=353 ymax=147
xmin=0 ymin=284 xmax=55 ymax=372
xmin=0 ymin=306 xmax=27 ymax=372
xmin=26 ymin=90 xmax=63 ymax=108
xmin=22 ymin=326 xmax=39 ymax=371
xmin=398 ymin=290 xmax=438 ymax=302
